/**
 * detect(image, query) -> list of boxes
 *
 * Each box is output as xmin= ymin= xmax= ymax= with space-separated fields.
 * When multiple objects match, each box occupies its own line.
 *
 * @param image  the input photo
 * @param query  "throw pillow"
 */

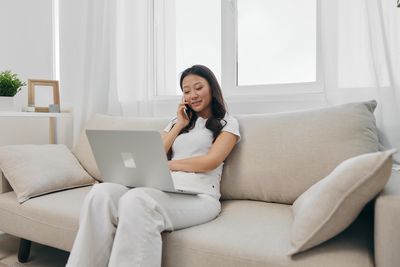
xmin=0 ymin=144 xmax=96 ymax=203
xmin=289 ymin=149 xmax=396 ymax=255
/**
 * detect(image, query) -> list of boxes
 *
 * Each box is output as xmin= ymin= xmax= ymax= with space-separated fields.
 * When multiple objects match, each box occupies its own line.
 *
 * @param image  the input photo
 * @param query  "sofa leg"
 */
xmin=18 ymin=238 xmax=32 ymax=263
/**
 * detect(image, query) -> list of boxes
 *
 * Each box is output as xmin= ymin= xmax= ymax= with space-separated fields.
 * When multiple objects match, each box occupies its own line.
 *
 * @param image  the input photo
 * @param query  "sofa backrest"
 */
xmin=221 ymin=100 xmax=380 ymax=204
xmin=74 ymin=100 xmax=380 ymax=204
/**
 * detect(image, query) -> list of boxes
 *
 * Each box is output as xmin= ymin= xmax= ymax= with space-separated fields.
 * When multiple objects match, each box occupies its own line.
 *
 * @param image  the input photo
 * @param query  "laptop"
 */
xmin=86 ymin=129 xmax=199 ymax=195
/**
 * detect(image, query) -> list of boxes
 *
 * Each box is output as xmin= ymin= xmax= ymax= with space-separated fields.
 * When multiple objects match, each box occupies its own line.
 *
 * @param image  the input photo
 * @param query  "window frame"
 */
xmin=153 ymin=0 xmax=324 ymax=98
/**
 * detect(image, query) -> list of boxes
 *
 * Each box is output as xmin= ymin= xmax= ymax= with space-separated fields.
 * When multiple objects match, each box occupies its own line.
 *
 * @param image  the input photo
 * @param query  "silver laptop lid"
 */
xmin=86 ymin=129 xmax=176 ymax=191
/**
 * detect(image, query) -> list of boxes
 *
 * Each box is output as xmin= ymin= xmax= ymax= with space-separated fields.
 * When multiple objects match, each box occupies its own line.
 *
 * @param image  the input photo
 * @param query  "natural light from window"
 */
xmin=237 ymin=0 xmax=317 ymax=86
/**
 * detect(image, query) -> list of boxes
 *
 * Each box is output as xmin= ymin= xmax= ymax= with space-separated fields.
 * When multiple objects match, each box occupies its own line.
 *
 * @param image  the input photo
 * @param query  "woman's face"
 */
xmin=182 ymin=74 xmax=212 ymax=118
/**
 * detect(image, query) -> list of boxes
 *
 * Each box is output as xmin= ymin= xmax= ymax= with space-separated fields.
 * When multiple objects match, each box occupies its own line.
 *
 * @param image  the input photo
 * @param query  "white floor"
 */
xmin=0 ymin=231 xmax=68 ymax=267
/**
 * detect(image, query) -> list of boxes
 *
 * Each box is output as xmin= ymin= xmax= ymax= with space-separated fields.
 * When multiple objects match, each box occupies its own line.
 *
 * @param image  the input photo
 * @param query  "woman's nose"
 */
xmin=189 ymin=91 xmax=198 ymax=99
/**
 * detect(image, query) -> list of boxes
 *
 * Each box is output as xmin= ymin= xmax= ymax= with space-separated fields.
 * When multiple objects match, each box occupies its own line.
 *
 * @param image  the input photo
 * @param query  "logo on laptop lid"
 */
xmin=121 ymin=152 xmax=137 ymax=168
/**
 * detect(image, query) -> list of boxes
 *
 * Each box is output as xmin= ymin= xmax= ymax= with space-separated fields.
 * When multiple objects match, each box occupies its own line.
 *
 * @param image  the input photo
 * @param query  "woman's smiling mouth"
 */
xmin=191 ymin=100 xmax=202 ymax=107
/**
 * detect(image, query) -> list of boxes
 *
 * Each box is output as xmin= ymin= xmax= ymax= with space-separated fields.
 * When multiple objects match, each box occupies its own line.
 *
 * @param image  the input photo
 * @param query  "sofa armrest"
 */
xmin=0 ymin=170 xmax=12 ymax=193
xmin=375 ymin=169 xmax=400 ymax=267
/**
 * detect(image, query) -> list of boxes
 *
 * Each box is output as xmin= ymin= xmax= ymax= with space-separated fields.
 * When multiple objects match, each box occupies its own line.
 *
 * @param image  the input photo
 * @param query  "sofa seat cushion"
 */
xmin=0 ymin=190 xmax=374 ymax=266
xmin=162 ymin=200 xmax=374 ymax=267
xmin=0 ymin=186 xmax=92 ymax=251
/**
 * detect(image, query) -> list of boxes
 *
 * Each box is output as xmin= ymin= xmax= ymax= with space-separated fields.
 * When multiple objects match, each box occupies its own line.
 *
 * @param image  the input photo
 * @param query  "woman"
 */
xmin=67 ymin=65 xmax=240 ymax=267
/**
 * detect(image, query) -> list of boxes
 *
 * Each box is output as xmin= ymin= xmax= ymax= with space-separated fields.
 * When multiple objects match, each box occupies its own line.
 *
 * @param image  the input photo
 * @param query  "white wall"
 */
xmin=0 ymin=0 xmax=55 ymax=108
xmin=0 ymin=0 xmax=73 ymax=147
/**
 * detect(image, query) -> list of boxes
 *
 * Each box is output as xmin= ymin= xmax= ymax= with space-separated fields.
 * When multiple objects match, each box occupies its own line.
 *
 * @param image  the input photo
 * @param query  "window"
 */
xmin=155 ymin=0 xmax=221 ymax=96
xmin=156 ymin=0 xmax=320 ymax=96
xmin=237 ymin=0 xmax=316 ymax=86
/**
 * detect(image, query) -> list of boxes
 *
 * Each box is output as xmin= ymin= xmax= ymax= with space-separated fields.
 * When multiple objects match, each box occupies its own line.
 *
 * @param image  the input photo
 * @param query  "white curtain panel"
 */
xmin=113 ymin=0 xmax=155 ymax=117
xmin=60 ymin=0 xmax=120 ymax=145
xmin=321 ymin=0 xmax=400 ymax=162
xmin=60 ymin=0 xmax=153 ymax=145
xmin=73 ymin=0 xmax=121 ymax=144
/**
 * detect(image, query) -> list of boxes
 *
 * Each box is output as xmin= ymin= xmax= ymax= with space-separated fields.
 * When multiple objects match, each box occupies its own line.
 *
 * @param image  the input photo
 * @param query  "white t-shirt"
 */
xmin=163 ymin=114 xmax=240 ymax=199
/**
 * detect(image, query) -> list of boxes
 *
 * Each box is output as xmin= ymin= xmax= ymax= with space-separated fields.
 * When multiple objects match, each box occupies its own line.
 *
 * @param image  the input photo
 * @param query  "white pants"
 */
xmin=66 ymin=183 xmax=221 ymax=267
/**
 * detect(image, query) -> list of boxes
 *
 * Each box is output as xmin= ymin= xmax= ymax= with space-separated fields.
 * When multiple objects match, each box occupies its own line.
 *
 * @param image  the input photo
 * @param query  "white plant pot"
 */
xmin=0 ymin=96 xmax=16 ymax=111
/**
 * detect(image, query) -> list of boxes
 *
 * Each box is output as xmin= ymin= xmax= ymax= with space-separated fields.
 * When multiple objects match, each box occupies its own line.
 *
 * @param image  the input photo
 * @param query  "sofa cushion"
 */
xmin=0 ymin=144 xmax=95 ymax=203
xmin=221 ymin=101 xmax=379 ymax=204
xmin=73 ymin=114 xmax=169 ymax=181
xmin=0 ymin=171 xmax=12 ymax=194
xmin=162 ymin=200 xmax=374 ymax=267
xmin=0 ymin=186 xmax=92 ymax=251
xmin=375 ymin=169 xmax=400 ymax=267
xmin=0 ymin=191 xmax=373 ymax=266
xmin=290 ymin=149 xmax=395 ymax=255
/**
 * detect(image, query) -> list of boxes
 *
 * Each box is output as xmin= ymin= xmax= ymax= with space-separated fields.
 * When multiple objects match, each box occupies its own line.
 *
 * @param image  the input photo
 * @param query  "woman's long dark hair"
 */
xmin=168 ymin=65 xmax=227 ymax=159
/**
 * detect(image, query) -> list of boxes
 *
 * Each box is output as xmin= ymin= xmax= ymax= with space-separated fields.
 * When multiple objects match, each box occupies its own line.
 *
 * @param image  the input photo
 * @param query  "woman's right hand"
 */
xmin=175 ymin=97 xmax=190 ymax=129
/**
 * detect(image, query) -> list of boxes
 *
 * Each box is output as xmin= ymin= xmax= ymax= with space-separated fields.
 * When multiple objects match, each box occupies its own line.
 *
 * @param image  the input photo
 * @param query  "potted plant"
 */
xmin=0 ymin=70 xmax=26 ymax=111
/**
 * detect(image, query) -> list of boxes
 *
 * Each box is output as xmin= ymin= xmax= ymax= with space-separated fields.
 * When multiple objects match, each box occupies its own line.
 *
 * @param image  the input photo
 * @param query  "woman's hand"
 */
xmin=168 ymin=160 xmax=177 ymax=171
xmin=176 ymin=97 xmax=190 ymax=128
xmin=161 ymin=98 xmax=191 ymax=154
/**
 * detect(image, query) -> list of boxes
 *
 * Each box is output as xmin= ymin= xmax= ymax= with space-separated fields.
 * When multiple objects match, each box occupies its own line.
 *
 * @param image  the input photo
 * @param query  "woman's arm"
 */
xmin=168 ymin=131 xmax=238 ymax=173
xmin=161 ymin=98 xmax=190 ymax=153
xmin=161 ymin=123 xmax=184 ymax=153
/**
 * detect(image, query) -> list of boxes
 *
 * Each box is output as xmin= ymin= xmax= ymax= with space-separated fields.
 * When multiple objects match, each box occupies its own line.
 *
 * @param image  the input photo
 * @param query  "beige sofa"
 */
xmin=0 ymin=101 xmax=399 ymax=267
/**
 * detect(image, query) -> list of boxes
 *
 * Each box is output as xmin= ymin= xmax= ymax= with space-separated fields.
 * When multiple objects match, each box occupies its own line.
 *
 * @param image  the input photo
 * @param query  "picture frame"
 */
xmin=27 ymin=79 xmax=60 ymax=112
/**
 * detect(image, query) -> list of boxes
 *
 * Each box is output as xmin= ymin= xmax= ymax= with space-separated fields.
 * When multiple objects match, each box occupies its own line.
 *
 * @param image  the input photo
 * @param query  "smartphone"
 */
xmin=182 ymin=96 xmax=192 ymax=119
xmin=184 ymin=104 xmax=193 ymax=119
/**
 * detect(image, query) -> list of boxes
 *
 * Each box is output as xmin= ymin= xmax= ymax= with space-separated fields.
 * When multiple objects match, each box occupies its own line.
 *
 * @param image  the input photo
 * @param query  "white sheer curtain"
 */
xmin=60 ymin=0 xmax=153 ymax=146
xmin=321 ymin=0 xmax=400 ymax=162
xmin=61 ymin=0 xmax=399 ymax=155
xmin=113 ymin=0 xmax=154 ymax=117
xmin=73 ymin=0 xmax=121 ymax=144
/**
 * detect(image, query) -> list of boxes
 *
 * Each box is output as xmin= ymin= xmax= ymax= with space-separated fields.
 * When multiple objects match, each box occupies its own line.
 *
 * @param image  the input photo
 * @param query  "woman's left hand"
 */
xmin=168 ymin=160 xmax=177 ymax=171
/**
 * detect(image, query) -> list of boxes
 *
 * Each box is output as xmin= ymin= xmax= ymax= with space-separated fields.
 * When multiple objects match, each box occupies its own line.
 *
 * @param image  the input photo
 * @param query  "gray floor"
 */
xmin=0 ymin=232 xmax=68 ymax=267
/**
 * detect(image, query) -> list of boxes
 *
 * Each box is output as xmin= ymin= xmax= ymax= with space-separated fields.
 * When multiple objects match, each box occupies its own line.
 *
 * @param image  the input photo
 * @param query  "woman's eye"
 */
xmin=195 ymin=87 xmax=203 ymax=90
xmin=183 ymin=91 xmax=190 ymax=94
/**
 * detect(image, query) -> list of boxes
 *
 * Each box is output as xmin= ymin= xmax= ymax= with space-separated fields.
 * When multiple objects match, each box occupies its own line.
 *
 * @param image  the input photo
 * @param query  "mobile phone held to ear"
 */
xmin=184 ymin=104 xmax=192 ymax=119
